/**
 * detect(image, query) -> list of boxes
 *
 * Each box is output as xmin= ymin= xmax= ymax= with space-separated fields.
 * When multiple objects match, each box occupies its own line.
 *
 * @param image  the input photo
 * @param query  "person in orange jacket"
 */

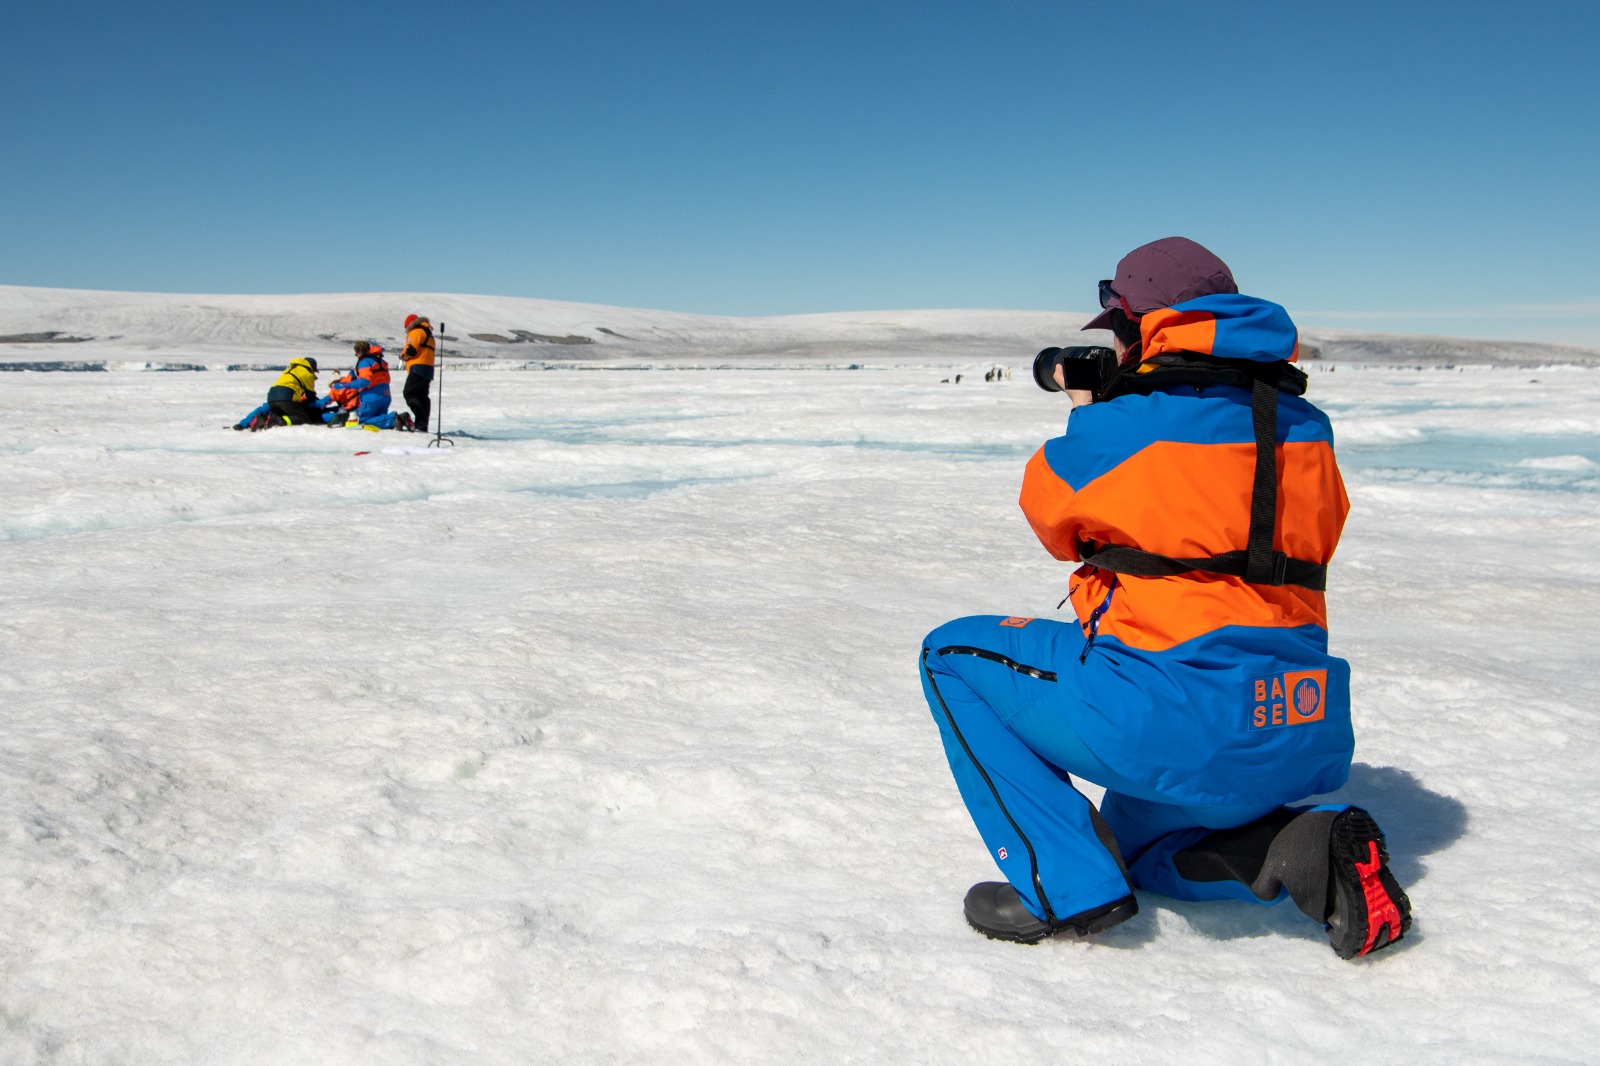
xmin=400 ymin=314 xmax=436 ymax=432
xmin=920 ymin=237 xmax=1411 ymax=959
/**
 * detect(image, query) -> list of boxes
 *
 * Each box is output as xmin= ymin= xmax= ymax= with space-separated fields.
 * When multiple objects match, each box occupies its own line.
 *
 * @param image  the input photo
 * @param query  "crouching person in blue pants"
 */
xmin=342 ymin=341 xmax=410 ymax=430
xmin=923 ymin=238 xmax=1412 ymax=959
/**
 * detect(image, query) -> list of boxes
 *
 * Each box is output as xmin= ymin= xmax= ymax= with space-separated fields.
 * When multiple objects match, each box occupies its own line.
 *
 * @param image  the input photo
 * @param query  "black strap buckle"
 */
xmin=1246 ymin=550 xmax=1290 ymax=586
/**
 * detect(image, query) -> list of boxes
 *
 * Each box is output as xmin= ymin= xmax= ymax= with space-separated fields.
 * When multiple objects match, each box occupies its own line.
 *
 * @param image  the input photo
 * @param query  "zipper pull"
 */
xmin=1079 ymin=576 xmax=1119 ymax=664
xmin=1057 ymin=580 xmax=1080 ymax=611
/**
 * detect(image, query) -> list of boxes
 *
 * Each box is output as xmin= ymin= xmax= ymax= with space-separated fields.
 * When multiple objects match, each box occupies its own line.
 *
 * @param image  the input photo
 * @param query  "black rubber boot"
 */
xmin=1174 ymin=805 xmax=1413 ymax=960
xmin=1325 ymin=808 xmax=1412 ymax=959
xmin=963 ymin=882 xmax=1137 ymax=945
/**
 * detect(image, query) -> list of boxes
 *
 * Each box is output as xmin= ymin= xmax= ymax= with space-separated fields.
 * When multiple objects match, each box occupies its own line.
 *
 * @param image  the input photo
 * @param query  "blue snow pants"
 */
xmin=236 ymin=402 xmax=270 ymax=428
xmin=352 ymin=390 xmax=396 ymax=428
xmin=357 ymin=404 xmax=399 ymax=429
xmin=921 ymin=614 xmax=1330 ymax=923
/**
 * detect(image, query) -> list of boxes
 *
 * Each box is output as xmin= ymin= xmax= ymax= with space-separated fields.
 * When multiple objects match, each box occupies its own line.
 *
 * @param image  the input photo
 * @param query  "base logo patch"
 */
xmin=999 ymin=617 xmax=1035 ymax=628
xmin=1251 ymin=669 xmax=1328 ymax=729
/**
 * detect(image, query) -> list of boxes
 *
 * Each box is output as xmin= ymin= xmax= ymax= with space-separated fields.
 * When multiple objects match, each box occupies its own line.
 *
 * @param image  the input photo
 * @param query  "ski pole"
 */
xmin=428 ymin=319 xmax=453 ymax=448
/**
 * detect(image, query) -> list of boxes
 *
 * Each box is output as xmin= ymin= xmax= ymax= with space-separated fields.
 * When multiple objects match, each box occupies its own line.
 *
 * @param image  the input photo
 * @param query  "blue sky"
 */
xmin=4 ymin=1 xmax=1597 ymax=344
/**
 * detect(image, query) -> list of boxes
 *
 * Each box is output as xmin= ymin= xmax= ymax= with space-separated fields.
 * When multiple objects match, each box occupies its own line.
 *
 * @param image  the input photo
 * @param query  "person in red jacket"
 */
xmin=920 ymin=237 xmax=1411 ymax=959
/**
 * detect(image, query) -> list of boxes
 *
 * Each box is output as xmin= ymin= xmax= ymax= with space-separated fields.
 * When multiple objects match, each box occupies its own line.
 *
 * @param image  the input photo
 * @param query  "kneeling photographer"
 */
xmin=917 ymin=237 xmax=1412 ymax=959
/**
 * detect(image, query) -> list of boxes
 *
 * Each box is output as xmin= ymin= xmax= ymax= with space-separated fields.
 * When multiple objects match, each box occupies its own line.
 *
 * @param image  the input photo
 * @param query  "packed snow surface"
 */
xmin=2 ymin=341 xmax=1599 ymax=1062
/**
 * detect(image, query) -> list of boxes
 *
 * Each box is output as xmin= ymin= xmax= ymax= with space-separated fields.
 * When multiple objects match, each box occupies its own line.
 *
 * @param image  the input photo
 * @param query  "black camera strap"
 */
xmin=1078 ymin=355 xmax=1327 ymax=592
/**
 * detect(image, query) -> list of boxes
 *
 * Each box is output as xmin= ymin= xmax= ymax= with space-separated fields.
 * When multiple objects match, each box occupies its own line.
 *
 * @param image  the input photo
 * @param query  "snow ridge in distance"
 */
xmin=1 ymin=284 xmax=1596 ymax=367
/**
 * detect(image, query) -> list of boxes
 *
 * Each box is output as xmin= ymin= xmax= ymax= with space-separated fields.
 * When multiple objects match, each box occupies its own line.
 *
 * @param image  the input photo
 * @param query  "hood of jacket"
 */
xmin=1139 ymin=293 xmax=1299 ymax=365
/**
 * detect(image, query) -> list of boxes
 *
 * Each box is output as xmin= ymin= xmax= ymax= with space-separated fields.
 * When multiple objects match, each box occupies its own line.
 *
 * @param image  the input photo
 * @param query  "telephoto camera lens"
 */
xmin=1031 ymin=345 xmax=1117 ymax=393
xmin=1032 ymin=347 xmax=1067 ymax=392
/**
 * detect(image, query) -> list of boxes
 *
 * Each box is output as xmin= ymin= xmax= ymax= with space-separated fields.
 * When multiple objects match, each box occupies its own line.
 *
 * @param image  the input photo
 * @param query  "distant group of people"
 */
xmin=232 ymin=314 xmax=437 ymax=432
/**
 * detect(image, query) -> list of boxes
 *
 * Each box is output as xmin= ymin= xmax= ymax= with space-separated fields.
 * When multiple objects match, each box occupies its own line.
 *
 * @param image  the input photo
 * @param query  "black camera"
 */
xmin=1032 ymin=345 xmax=1117 ymax=394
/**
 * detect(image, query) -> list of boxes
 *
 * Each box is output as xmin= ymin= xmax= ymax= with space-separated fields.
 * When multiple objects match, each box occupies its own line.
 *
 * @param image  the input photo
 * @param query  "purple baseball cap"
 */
xmin=1082 ymin=236 xmax=1238 ymax=331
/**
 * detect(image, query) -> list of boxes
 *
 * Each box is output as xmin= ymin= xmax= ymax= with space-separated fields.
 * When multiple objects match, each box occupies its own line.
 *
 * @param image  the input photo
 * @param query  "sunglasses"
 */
xmin=1097 ymin=279 xmax=1132 ymax=314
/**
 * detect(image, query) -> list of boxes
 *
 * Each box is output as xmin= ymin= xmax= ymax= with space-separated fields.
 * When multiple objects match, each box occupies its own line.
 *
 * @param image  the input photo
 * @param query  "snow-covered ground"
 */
xmin=3 ymin=335 xmax=1599 ymax=1062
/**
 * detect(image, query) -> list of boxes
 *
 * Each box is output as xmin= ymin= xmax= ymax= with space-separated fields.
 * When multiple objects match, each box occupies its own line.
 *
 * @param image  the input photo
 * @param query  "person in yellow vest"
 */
xmin=265 ymin=357 xmax=328 ymax=426
xmin=400 ymin=314 xmax=436 ymax=432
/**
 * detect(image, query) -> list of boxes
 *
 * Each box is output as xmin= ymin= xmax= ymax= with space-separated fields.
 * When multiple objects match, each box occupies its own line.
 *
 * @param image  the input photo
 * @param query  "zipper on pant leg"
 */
xmin=922 ymin=646 xmax=1057 ymax=923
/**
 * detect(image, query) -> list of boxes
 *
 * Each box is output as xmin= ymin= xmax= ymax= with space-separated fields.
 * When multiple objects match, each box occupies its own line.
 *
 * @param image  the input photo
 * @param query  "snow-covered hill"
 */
xmin=3 ymin=284 xmax=1597 ymax=368
xmin=0 ymin=286 xmax=1086 ymax=367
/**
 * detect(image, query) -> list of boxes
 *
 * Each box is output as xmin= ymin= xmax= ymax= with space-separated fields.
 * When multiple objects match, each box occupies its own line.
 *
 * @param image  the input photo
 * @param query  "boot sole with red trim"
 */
xmin=1325 ymin=808 xmax=1413 ymax=959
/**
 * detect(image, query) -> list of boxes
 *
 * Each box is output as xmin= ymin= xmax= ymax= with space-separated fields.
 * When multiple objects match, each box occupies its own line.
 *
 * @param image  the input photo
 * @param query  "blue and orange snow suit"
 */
xmin=344 ymin=347 xmax=398 ymax=428
xmin=921 ymin=293 xmax=1355 ymax=924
